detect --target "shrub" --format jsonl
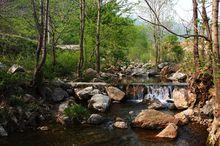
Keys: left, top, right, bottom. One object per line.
{"left": 7, "top": 95, "right": 25, "bottom": 107}
{"left": 0, "top": 70, "right": 27, "bottom": 92}
{"left": 64, "top": 104, "right": 89, "bottom": 122}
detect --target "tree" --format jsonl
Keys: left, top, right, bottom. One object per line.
{"left": 77, "top": 0, "right": 86, "bottom": 79}
{"left": 31, "top": 0, "right": 50, "bottom": 87}
{"left": 95, "top": 0, "right": 101, "bottom": 73}
{"left": 209, "top": 0, "right": 220, "bottom": 144}
{"left": 192, "top": 0, "right": 200, "bottom": 70}
{"left": 141, "top": 0, "right": 174, "bottom": 65}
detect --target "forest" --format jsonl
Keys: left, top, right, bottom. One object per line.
{"left": 0, "top": 0, "right": 219, "bottom": 146}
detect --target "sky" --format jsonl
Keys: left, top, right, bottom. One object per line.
{"left": 128, "top": 0, "right": 193, "bottom": 22}
{"left": 173, "top": 0, "right": 193, "bottom": 22}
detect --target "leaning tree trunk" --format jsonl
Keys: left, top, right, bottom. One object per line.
{"left": 192, "top": 0, "right": 200, "bottom": 71}
{"left": 77, "top": 0, "right": 85, "bottom": 79}
{"left": 201, "top": 0, "right": 213, "bottom": 64}
{"left": 209, "top": 0, "right": 220, "bottom": 145}
{"left": 95, "top": 0, "right": 101, "bottom": 73}
{"left": 32, "top": 0, "right": 49, "bottom": 87}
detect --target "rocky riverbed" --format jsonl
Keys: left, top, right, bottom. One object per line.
{"left": 0, "top": 62, "right": 214, "bottom": 145}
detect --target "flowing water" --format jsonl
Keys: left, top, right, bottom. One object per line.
{"left": 0, "top": 102, "right": 208, "bottom": 146}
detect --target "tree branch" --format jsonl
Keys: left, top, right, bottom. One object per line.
{"left": 139, "top": 16, "right": 210, "bottom": 41}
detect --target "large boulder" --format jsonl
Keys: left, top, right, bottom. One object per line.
{"left": 87, "top": 114, "right": 104, "bottom": 125}
{"left": 52, "top": 88, "right": 69, "bottom": 102}
{"left": 106, "top": 86, "right": 125, "bottom": 101}
{"left": 156, "top": 123, "right": 178, "bottom": 139}
{"left": 88, "top": 94, "right": 110, "bottom": 112}
{"left": 8, "top": 64, "right": 25, "bottom": 74}
{"left": 173, "top": 88, "right": 189, "bottom": 109}
{"left": 75, "top": 87, "right": 94, "bottom": 100}
{"left": 76, "top": 87, "right": 101, "bottom": 101}
{"left": 132, "top": 109, "right": 177, "bottom": 129}
{"left": 0, "top": 126, "right": 8, "bottom": 137}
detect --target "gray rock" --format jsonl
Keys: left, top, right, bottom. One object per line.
{"left": 76, "top": 87, "right": 101, "bottom": 100}
{"left": 168, "top": 72, "right": 187, "bottom": 82}
{"left": 131, "top": 68, "right": 146, "bottom": 77}
{"left": 85, "top": 68, "right": 97, "bottom": 78}
{"left": 76, "top": 87, "right": 93, "bottom": 100}
{"left": 100, "top": 72, "right": 117, "bottom": 78}
{"left": 0, "top": 126, "right": 8, "bottom": 137}
{"left": 51, "top": 79, "right": 71, "bottom": 89}
{"left": 58, "top": 101, "right": 69, "bottom": 113}
{"left": 8, "top": 64, "right": 25, "bottom": 74}
{"left": 148, "top": 69, "right": 159, "bottom": 77}
{"left": 87, "top": 114, "right": 104, "bottom": 125}
{"left": 52, "top": 88, "right": 69, "bottom": 102}
{"left": 158, "top": 62, "right": 169, "bottom": 70}
{"left": 88, "top": 94, "right": 110, "bottom": 112}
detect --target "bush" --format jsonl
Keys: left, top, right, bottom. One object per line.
{"left": 7, "top": 95, "right": 25, "bottom": 107}
{"left": 0, "top": 33, "right": 37, "bottom": 55}
{"left": 64, "top": 104, "right": 89, "bottom": 122}
{"left": 161, "top": 35, "right": 184, "bottom": 62}
{"left": 44, "top": 50, "right": 79, "bottom": 80}
{"left": 0, "top": 70, "right": 27, "bottom": 92}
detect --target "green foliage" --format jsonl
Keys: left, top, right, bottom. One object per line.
{"left": 0, "top": 33, "right": 37, "bottom": 55}
{"left": 64, "top": 104, "right": 89, "bottom": 121}
{"left": 44, "top": 50, "right": 79, "bottom": 80}
{"left": 128, "top": 25, "right": 152, "bottom": 62}
{"left": 7, "top": 95, "right": 25, "bottom": 107}
{"left": 161, "top": 35, "right": 184, "bottom": 62}
{"left": 0, "top": 70, "right": 27, "bottom": 92}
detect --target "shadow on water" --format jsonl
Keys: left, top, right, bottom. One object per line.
{"left": 0, "top": 103, "right": 208, "bottom": 146}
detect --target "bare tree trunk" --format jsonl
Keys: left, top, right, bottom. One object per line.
{"left": 209, "top": 0, "right": 220, "bottom": 145}
{"left": 77, "top": 0, "right": 85, "bottom": 79}
{"left": 32, "top": 0, "right": 49, "bottom": 87}
{"left": 192, "top": 0, "right": 200, "bottom": 71}
{"left": 52, "top": 33, "right": 56, "bottom": 66}
{"left": 201, "top": 0, "right": 213, "bottom": 64}
{"left": 95, "top": 0, "right": 101, "bottom": 73}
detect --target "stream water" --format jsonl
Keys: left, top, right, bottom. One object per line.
{"left": 0, "top": 102, "right": 208, "bottom": 146}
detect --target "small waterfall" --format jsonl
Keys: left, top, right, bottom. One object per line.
{"left": 126, "top": 85, "right": 145, "bottom": 103}
{"left": 144, "top": 85, "right": 173, "bottom": 104}
{"left": 125, "top": 84, "right": 174, "bottom": 103}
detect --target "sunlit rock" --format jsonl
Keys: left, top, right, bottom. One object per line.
{"left": 156, "top": 123, "right": 178, "bottom": 139}
{"left": 132, "top": 109, "right": 177, "bottom": 129}
{"left": 106, "top": 86, "right": 125, "bottom": 101}
{"left": 8, "top": 64, "right": 25, "bottom": 74}
{"left": 173, "top": 88, "right": 188, "bottom": 109}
